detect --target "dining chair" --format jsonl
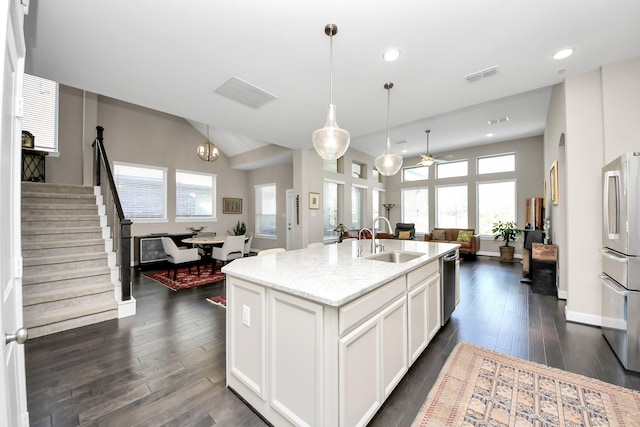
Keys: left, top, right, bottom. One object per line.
{"left": 161, "top": 237, "right": 201, "bottom": 280}
{"left": 257, "top": 248, "right": 286, "bottom": 256}
{"left": 243, "top": 232, "right": 254, "bottom": 256}
{"left": 211, "top": 235, "right": 245, "bottom": 273}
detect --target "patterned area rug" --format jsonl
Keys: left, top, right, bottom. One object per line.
{"left": 206, "top": 295, "right": 226, "bottom": 308}
{"left": 412, "top": 342, "right": 640, "bottom": 426}
{"left": 144, "top": 266, "right": 225, "bottom": 291}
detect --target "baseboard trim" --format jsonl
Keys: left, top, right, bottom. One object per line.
{"left": 557, "top": 289, "right": 568, "bottom": 300}
{"left": 565, "top": 306, "right": 601, "bottom": 327}
{"left": 477, "top": 251, "right": 523, "bottom": 259}
{"left": 118, "top": 296, "right": 136, "bottom": 318}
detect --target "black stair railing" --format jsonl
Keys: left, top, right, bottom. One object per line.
{"left": 92, "top": 126, "right": 132, "bottom": 301}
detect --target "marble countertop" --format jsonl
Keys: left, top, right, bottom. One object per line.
{"left": 222, "top": 240, "right": 459, "bottom": 307}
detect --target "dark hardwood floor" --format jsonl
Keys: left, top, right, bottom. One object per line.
{"left": 25, "top": 257, "right": 640, "bottom": 426}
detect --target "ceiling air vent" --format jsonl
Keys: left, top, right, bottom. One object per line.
{"left": 214, "top": 76, "right": 277, "bottom": 109}
{"left": 487, "top": 116, "right": 510, "bottom": 125}
{"left": 464, "top": 65, "right": 500, "bottom": 83}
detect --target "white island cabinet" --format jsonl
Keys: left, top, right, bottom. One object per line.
{"left": 222, "top": 240, "right": 459, "bottom": 427}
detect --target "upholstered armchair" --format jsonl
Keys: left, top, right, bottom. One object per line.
{"left": 211, "top": 235, "right": 245, "bottom": 272}
{"left": 161, "top": 237, "right": 201, "bottom": 280}
{"left": 394, "top": 223, "right": 416, "bottom": 240}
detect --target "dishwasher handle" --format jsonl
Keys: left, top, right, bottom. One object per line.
{"left": 443, "top": 252, "right": 458, "bottom": 262}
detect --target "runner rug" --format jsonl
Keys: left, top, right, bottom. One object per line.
{"left": 412, "top": 342, "right": 640, "bottom": 426}
{"left": 144, "top": 266, "right": 225, "bottom": 291}
{"left": 206, "top": 295, "right": 226, "bottom": 308}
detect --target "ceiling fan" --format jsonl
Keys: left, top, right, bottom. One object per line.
{"left": 417, "top": 129, "right": 447, "bottom": 166}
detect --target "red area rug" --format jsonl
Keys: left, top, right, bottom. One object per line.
{"left": 144, "top": 266, "right": 225, "bottom": 291}
{"left": 206, "top": 295, "right": 226, "bottom": 308}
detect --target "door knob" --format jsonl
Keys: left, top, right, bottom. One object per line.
{"left": 5, "top": 328, "right": 28, "bottom": 345}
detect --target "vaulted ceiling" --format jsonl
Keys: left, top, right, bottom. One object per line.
{"left": 23, "top": 1, "right": 640, "bottom": 167}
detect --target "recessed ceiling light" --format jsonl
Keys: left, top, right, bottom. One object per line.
{"left": 401, "top": 149, "right": 408, "bottom": 153}
{"left": 383, "top": 49, "right": 400, "bottom": 62}
{"left": 486, "top": 133, "right": 494, "bottom": 137}
{"left": 553, "top": 48, "right": 574, "bottom": 60}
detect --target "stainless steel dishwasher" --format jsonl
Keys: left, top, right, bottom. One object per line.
{"left": 441, "top": 250, "right": 459, "bottom": 325}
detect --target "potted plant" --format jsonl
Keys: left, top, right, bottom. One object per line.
{"left": 231, "top": 220, "right": 246, "bottom": 236}
{"left": 492, "top": 220, "right": 522, "bottom": 261}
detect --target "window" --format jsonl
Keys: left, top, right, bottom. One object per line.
{"left": 324, "top": 180, "right": 343, "bottom": 238}
{"left": 436, "top": 185, "right": 468, "bottom": 228}
{"left": 403, "top": 165, "right": 429, "bottom": 182}
{"left": 477, "top": 180, "right": 516, "bottom": 235}
{"left": 351, "top": 185, "right": 366, "bottom": 229}
{"left": 437, "top": 160, "right": 468, "bottom": 179}
{"left": 352, "top": 161, "right": 366, "bottom": 179}
{"left": 176, "top": 170, "right": 216, "bottom": 220}
{"left": 372, "top": 189, "right": 381, "bottom": 222}
{"left": 372, "top": 168, "right": 382, "bottom": 183}
{"left": 401, "top": 187, "right": 428, "bottom": 233}
{"left": 478, "top": 154, "right": 515, "bottom": 174}
{"left": 114, "top": 162, "right": 167, "bottom": 220}
{"left": 255, "top": 184, "right": 277, "bottom": 237}
{"left": 324, "top": 158, "right": 343, "bottom": 173}
{"left": 22, "top": 73, "right": 59, "bottom": 152}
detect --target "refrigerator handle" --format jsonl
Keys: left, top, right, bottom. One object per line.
{"left": 603, "top": 170, "right": 620, "bottom": 239}
{"left": 600, "top": 274, "right": 627, "bottom": 297}
{"left": 600, "top": 248, "right": 628, "bottom": 263}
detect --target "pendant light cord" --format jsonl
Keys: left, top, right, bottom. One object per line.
{"left": 329, "top": 32, "right": 334, "bottom": 105}
{"left": 386, "top": 85, "right": 391, "bottom": 153}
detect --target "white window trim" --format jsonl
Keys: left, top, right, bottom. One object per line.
{"left": 434, "top": 183, "right": 469, "bottom": 228}
{"left": 476, "top": 178, "right": 517, "bottom": 237}
{"left": 436, "top": 159, "right": 469, "bottom": 179}
{"left": 114, "top": 161, "right": 168, "bottom": 223}
{"left": 402, "top": 165, "right": 430, "bottom": 182}
{"left": 255, "top": 183, "right": 277, "bottom": 239}
{"left": 477, "top": 152, "right": 516, "bottom": 175}
{"left": 175, "top": 169, "right": 218, "bottom": 222}
{"left": 401, "top": 186, "right": 429, "bottom": 233}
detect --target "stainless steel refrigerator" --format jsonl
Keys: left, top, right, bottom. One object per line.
{"left": 601, "top": 152, "right": 640, "bottom": 372}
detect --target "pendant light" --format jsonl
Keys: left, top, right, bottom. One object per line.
{"left": 197, "top": 125, "right": 220, "bottom": 162}
{"left": 312, "top": 23, "right": 350, "bottom": 160}
{"left": 374, "top": 82, "right": 403, "bottom": 176}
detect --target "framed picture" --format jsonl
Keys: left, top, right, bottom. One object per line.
{"left": 21, "top": 131, "right": 34, "bottom": 149}
{"left": 223, "top": 197, "right": 242, "bottom": 214}
{"left": 550, "top": 161, "right": 559, "bottom": 205}
{"left": 309, "top": 192, "right": 320, "bottom": 210}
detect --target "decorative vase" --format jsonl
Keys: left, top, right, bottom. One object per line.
{"left": 499, "top": 245, "right": 515, "bottom": 261}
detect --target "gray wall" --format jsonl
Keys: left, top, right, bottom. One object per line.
{"left": 545, "top": 55, "right": 640, "bottom": 325}
{"left": 48, "top": 86, "right": 250, "bottom": 242}
{"left": 247, "top": 163, "right": 294, "bottom": 250}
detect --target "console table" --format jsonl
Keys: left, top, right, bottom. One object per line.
{"left": 21, "top": 148, "right": 48, "bottom": 182}
{"left": 134, "top": 233, "right": 194, "bottom": 270}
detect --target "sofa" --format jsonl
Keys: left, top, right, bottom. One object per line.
{"left": 423, "top": 228, "right": 479, "bottom": 255}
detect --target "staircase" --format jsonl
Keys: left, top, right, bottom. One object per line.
{"left": 21, "top": 182, "right": 119, "bottom": 339}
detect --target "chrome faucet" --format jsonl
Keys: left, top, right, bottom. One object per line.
{"left": 372, "top": 216, "right": 393, "bottom": 253}
{"left": 358, "top": 228, "right": 372, "bottom": 257}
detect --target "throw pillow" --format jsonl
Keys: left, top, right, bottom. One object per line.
{"left": 398, "top": 230, "right": 411, "bottom": 239}
{"left": 457, "top": 230, "right": 473, "bottom": 243}
{"left": 432, "top": 229, "right": 446, "bottom": 240}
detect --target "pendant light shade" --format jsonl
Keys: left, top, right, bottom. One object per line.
{"left": 197, "top": 125, "right": 220, "bottom": 162}
{"left": 375, "top": 82, "right": 403, "bottom": 176}
{"left": 312, "top": 23, "right": 350, "bottom": 161}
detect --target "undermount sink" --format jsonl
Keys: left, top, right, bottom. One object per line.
{"left": 367, "top": 251, "right": 423, "bottom": 264}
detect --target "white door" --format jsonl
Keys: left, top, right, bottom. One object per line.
{"left": 0, "top": 1, "right": 29, "bottom": 426}
{"left": 285, "top": 189, "right": 295, "bottom": 251}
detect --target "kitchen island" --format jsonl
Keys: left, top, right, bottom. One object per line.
{"left": 222, "top": 239, "right": 459, "bottom": 427}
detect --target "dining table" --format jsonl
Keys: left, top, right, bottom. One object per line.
{"left": 182, "top": 235, "right": 248, "bottom": 273}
